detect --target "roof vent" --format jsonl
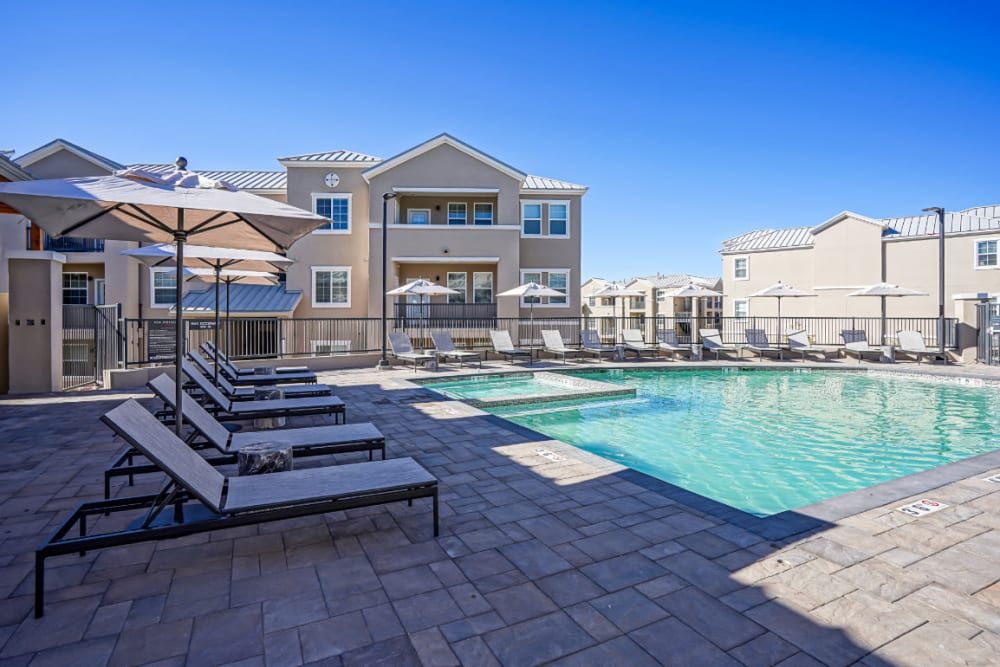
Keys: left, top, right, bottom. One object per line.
{"left": 175, "top": 156, "right": 188, "bottom": 171}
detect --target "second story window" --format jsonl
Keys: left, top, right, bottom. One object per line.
{"left": 312, "top": 267, "right": 350, "bottom": 308}
{"left": 549, "top": 204, "right": 568, "bottom": 236}
{"left": 656, "top": 289, "right": 667, "bottom": 302}
{"left": 734, "top": 256, "right": 749, "bottom": 280}
{"left": 313, "top": 194, "right": 351, "bottom": 233}
{"left": 522, "top": 203, "right": 542, "bottom": 235}
{"left": 548, "top": 272, "right": 568, "bottom": 305}
{"left": 976, "top": 240, "right": 998, "bottom": 267}
{"left": 62, "top": 272, "right": 88, "bottom": 305}
{"left": 474, "top": 203, "right": 493, "bottom": 225}
{"left": 151, "top": 269, "right": 176, "bottom": 308}
{"left": 448, "top": 203, "right": 467, "bottom": 225}
{"left": 447, "top": 272, "right": 467, "bottom": 303}
{"left": 734, "top": 299, "right": 749, "bottom": 318}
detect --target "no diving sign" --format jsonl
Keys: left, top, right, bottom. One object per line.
{"left": 897, "top": 499, "right": 948, "bottom": 517}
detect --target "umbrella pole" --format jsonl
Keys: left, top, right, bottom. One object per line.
{"left": 881, "top": 295, "right": 887, "bottom": 346}
{"left": 173, "top": 221, "right": 185, "bottom": 437}
{"left": 226, "top": 280, "right": 232, "bottom": 356}
{"left": 214, "top": 266, "right": 221, "bottom": 387}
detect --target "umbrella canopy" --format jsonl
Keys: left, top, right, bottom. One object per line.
{"left": 669, "top": 281, "right": 723, "bottom": 298}
{"left": 173, "top": 267, "right": 279, "bottom": 285}
{"left": 749, "top": 281, "right": 816, "bottom": 324}
{"left": 386, "top": 278, "right": 459, "bottom": 296}
{"left": 0, "top": 167, "right": 327, "bottom": 436}
{"left": 121, "top": 243, "right": 292, "bottom": 273}
{"left": 848, "top": 282, "right": 927, "bottom": 344}
{"left": 592, "top": 284, "right": 645, "bottom": 298}
{"left": 496, "top": 281, "right": 565, "bottom": 299}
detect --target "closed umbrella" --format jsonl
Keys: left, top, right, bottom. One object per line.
{"left": 592, "top": 283, "right": 645, "bottom": 342}
{"left": 0, "top": 165, "right": 327, "bottom": 435}
{"left": 749, "top": 281, "right": 816, "bottom": 335}
{"left": 669, "top": 282, "right": 723, "bottom": 343}
{"left": 847, "top": 282, "right": 927, "bottom": 345}
{"left": 386, "top": 279, "right": 459, "bottom": 347}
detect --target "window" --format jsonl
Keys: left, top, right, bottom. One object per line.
{"left": 474, "top": 203, "right": 493, "bottom": 225}
{"left": 62, "top": 272, "right": 88, "bottom": 305}
{"left": 151, "top": 269, "right": 176, "bottom": 308}
{"left": 656, "top": 289, "right": 668, "bottom": 303}
{"left": 522, "top": 203, "right": 542, "bottom": 235}
{"left": 976, "top": 240, "right": 998, "bottom": 267}
{"left": 588, "top": 297, "right": 596, "bottom": 306}
{"left": 521, "top": 271, "right": 542, "bottom": 304}
{"left": 601, "top": 298, "right": 613, "bottom": 307}
{"left": 407, "top": 209, "right": 431, "bottom": 225}
{"left": 313, "top": 194, "right": 351, "bottom": 233}
{"left": 312, "top": 267, "right": 350, "bottom": 308}
{"left": 632, "top": 296, "right": 646, "bottom": 310}
{"left": 447, "top": 272, "right": 467, "bottom": 304}
{"left": 734, "top": 257, "right": 749, "bottom": 280}
{"left": 448, "top": 203, "right": 467, "bottom": 225}
{"left": 548, "top": 204, "right": 568, "bottom": 236}
{"left": 473, "top": 272, "right": 493, "bottom": 304}
{"left": 548, "top": 272, "right": 568, "bottom": 305}
{"left": 734, "top": 299, "right": 749, "bottom": 319}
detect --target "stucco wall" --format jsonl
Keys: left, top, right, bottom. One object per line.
{"left": 21, "top": 151, "right": 113, "bottom": 178}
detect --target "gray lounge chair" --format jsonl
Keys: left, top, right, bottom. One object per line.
{"left": 181, "top": 360, "right": 346, "bottom": 423}
{"left": 188, "top": 350, "right": 332, "bottom": 399}
{"left": 896, "top": 330, "right": 950, "bottom": 364}
{"left": 199, "top": 346, "right": 318, "bottom": 386}
{"left": 489, "top": 330, "right": 532, "bottom": 364}
{"left": 785, "top": 329, "right": 826, "bottom": 361}
{"left": 202, "top": 340, "right": 309, "bottom": 374}
{"left": 655, "top": 329, "right": 691, "bottom": 359}
{"left": 580, "top": 329, "right": 617, "bottom": 361}
{"left": 745, "top": 329, "right": 785, "bottom": 361}
{"left": 541, "top": 330, "right": 585, "bottom": 364}
{"left": 106, "top": 374, "right": 386, "bottom": 498}
{"left": 699, "top": 329, "right": 740, "bottom": 360}
{"left": 840, "top": 330, "right": 883, "bottom": 363}
{"left": 388, "top": 332, "right": 435, "bottom": 370}
{"left": 430, "top": 331, "right": 482, "bottom": 368}
{"left": 33, "top": 399, "right": 438, "bottom": 617}
{"left": 621, "top": 329, "right": 659, "bottom": 358}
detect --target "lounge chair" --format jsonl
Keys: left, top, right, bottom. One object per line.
{"left": 198, "top": 345, "right": 318, "bottom": 386}
{"left": 34, "top": 399, "right": 438, "bottom": 617}
{"left": 541, "top": 330, "right": 586, "bottom": 364}
{"left": 203, "top": 340, "right": 309, "bottom": 374}
{"left": 744, "top": 329, "right": 785, "bottom": 361}
{"left": 181, "top": 360, "right": 346, "bottom": 423}
{"left": 621, "top": 329, "right": 659, "bottom": 358}
{"left": 655, "top": 329, "right": 691, "bottom": 359}
{"left": 430, "top": 331, "right": 482, "bottom": 368}
{"left": 189, "top": 350, "right": 332, "bottom": 399}
{"left": 699, "top": 329, "right": 740, "bottom": 360}
{"left": 488, "top": 330, "right": 532, "bottom": 365}
{"left": 785, "top": 330, "right": 826, "bottom": 361}
{"left": 388, "top": 332, "right": 435, "bottom": 370}
{"left": 840, "top": 330, "right": 883, "bottom": 363}
{"left": 580, "top": 329, "right": 617, "bottom": 361}
{"left": 896, "top": 330, "right": 950, "bottom": 364}
{"left": 106, "top": 374, "right": 386, "bottom": 498}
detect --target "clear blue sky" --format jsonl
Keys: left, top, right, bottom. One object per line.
{"left": 5, "top": 1, "right": 998, "bottom": 281}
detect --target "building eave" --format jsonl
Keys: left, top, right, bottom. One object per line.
{"left": 15, "top": 138, "right": 124, "bottom": 173}
{"left": 362, "top": 133, "right": 527, "bottom": 183}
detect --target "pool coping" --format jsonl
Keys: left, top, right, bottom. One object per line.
{"left": 411, "top": 363, "right": 1000, "bottom": 541}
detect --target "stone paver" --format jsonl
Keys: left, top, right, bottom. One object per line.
{"left": 0, "top": 360, "right": 999, "bottom": 664}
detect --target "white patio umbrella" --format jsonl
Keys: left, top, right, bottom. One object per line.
{"left": 592, "top": 283, "right": 645, "bottom": 342}
{"left": 749, "top": 281, "right": 816, "bottom": 334}
{"left": 497, "top": 281, "right": 566, "bottom": 346}
{"left": 848, "top": 282, "right": 927, "bottom": 345}
{"left": 669, "top": 282, "right": 724, "bottom": 343}
{"left": 0, "top": 166, "right": 327, "bottom": 435}
{"left": 386, "top": 279, "right": 460, "bottom": 346}
{"left": 122, "top": 243, "right": 292, "bottom": 385}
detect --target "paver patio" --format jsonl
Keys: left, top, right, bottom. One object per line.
{"left": 0, "top": 356, "right": 998, "bottom": 665}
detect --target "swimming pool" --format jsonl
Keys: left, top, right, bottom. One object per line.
{"left": 425, "top": 369, "right": 1000, "bottom": 516}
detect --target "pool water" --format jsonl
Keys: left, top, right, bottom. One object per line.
{"left": 473, "top": 370, "right": 1000, "bottom": 516}
{"left": 426, "top": 375, "right": 571, "bottom": 400}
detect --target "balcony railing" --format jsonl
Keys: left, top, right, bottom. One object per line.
{"left": 43, "top": 236, "right": 105, "bottom": 253}
{"left": 393, "top": 302, "right": 497, "bottom": 325}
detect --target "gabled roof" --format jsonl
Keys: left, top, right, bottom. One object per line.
{"left": 15, "top": 138, "right": 124, "bottom": 172}
{"left": 721, "top": 227, "right": 815, "bottom": 253}
{"left": 362, "top": 133, "right": 526, "bottom": 183}
{"left": 277, "top": 150, "right": 382, "bottom": 166}
{"left": 880, "top": 212, "right": 1000, "bottom": 239}
{"left": 179, "top": 284, "right": 302, "bottom": 314}
{"left": 810, "top": 210, "right": 883, "bottom": 234}
{"left": 522, "top": 175, "right": 588, "bottom": 193}
{"left": 631, "top": 274, "right": 721, "bottom": 289}
{"left": 129, "top": 164, "right": 286, "bottom": 191}
{"left": 0, "top": 153, "right": 33, "bottom": 182}
{"left": 957, "top": 204, "right": 1000, "bottom": 219}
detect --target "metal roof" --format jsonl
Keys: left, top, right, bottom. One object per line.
{"left": 179, "top": 284, "right": 302, "bottom": 314}
{"left": 880, "top": 212, "right": 1000, "bottom": 239}
{"left": 129, "top": 164, "right": 286, "bottom": 191}
{"left": 278, "top": 150, "right": 382, "bottom": 163}
{"left": 15, "top": 138, "right": 125, "bottom": 172}
{"left": 637, "top": 274, "right": 721, "bottom": 289}
{"left": 721, "top": 227, "right": 815, "bottom": 253}
{"left": 522, "top": 175, "right": 587, "bottom": 191}
{"left": 959, "top": 204, "right": 1000, "bottom": 218}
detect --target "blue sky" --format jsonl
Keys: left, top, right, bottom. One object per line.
{"left": 5, "top": 1, "right": 998, "bottom": 280}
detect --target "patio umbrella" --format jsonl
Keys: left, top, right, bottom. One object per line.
{"left": 749, "top": 281, "right": 816, "bottom": 334}
{"left": 847, "top": 282, "right": 927, "bottom": 345}
{"left": 386, "top": 279, "right": 459, "bottom": 347}
{"left": 592, "top": 283, "right": 645, "bottom": 342}
{"left": 122, "top": 243, "right": 292, "bottom": 385}
{"left": 669, "top": 282, "right": 724, "bottom": 343}
{"left": 497, "top": 281, "right": 566, "bottom": 346}
{"left": 0, "top": 166, "right": 327, "bottom": 435}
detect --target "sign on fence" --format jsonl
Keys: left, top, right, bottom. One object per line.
{"left": 187, "top": 320, "right": 217, "bottom": 330}
{"left": 147, "top": 319, "right": 176, "bottom": 362}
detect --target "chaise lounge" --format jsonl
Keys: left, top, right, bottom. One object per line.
{"left": 203, "top": 340, "right": 309, "bottom": 375}
{"left": 622, "top": 329, "right": 659, "bottom": 358}
{"left": 189, "top": 350, "right": 332, "bottom": 399}
{"left": 580, "top": 329, "right": 618, "bottom": 361}
{"left": 430, "top": 331, "right": 482, "bottom": 368}
{"left": 785, "top": 329, "right": 826, "bottom": 361}
{"left": 896, "top": 330, "right": 950, "bottom": 364}
{"left": 541, "top": 330, "right": 586, "bottom": 364}
{"left": 488, "top": 330, "right": 532, "bottom": 365}
{"left": 745, "top": 329, "right": 785, "bottom": 361}
{"left": 388, "top": 332, "right": 435, "bottom": 371}
{"left": 840, "top": 329, "right": 883, "bottom": 363}
{"left": 699, "top": 329, "right": 740, "bottom": 360}
{"left": 656, "top": 329, "right": 691, "bottom": 360}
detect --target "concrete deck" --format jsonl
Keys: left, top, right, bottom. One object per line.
{"left": 0, "top": 355, "right": 998, "bottom": 666}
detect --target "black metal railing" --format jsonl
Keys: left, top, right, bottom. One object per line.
{"left": 62, "top": 304, "right": 124, "bottom": 389}
{"left": 44, "top": 236, "right": 105, "bottom": 253}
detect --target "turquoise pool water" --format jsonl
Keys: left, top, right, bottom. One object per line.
{"left": 430, "top": 370, "right": 1000, "bottom": 516}
{"left": 427, "top": 375, "right": 570, "bottom": 400}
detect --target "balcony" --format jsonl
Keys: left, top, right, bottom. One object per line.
{"left": 43, "top": 236, "right": 105, "bottom": 253}
{"left": 393, "top": 302, "right": 497, "bottom": 327}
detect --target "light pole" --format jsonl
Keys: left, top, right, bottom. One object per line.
{"left": 378, "top": 192, "right": 397, "bottom": 369}
{"left": 923, "top": 206, "right": 946, "bottom": 352}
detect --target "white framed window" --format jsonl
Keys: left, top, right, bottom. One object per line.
{"left": 447, "top": 272, "right": 467, "bottom": 304}
{"left": 521, "top": 271, "right": 542, "bottom": 304}
{"left": 473, "top": 272, "right": 493, "bottom": 304}
{"left": 474, "top": 203, "right": 493, "bottom": 225}
{"left": 520, "top": 269, "right": 570, "bottom": 307}
{"left": 311, "top": 266, "right": 351, "bottom": 308}
{"left": 734, "top": 299, "right": 749, "bottom": 319}
{"left": 548, "top": 271, "right": 568, "bottom": 305}
{"left": 588, "top": 297, "right": 596, "bottom": 306}
{"left": 312, "top": 193, "right": 352, "bottom": 233}
{"left": 601, "top": 297, "right": 613, "bottom": 307}
{"left": 150, "top": 268, "right": 176, "bottom": 308}
{"left": 976, "top": 239, "right": 998, "bottom": 268}
{"left": 656, "top": 289, "right": 668, "bottom": 303}
{"left": 548, "top": 203, "right": 568, "bottom": 236}
{"left": 62, "top": 272, "right": 88, "bottom": 305}
{"left": 448, "top": 202, "right": 467, "bottom": 225}
{"left": 407, "top": 208, "right": 431, "bottom": 225}
{"left": 311, "top": 340, "right": 351, "bottom": 356}
{"left": 734, "top": 256, "right": 749, "bottom": 280}
{"left": 521, "top": 203, "right": 542, "bottom": 235}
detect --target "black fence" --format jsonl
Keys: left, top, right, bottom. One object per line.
{"left": 977, "top": 302, "right": 1000, "bottom": 364}
{"left": 62, "top": 304, "right": 124, "bottom": 389}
